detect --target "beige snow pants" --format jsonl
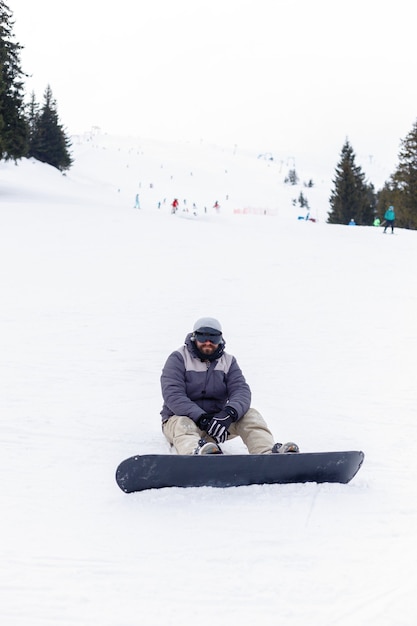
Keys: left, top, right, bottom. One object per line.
{"left": 162, "top": 408, "right": 275, "bottom": 455}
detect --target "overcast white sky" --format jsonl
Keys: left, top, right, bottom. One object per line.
{"left": 11, "top": 0, "right": 417, "bottom": 175}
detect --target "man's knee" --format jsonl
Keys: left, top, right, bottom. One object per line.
{"left": 163, "top": 415, "right": 200, "bottom": 441}
{"left": 240, "top": 407, "right": 268, "bottom": 427}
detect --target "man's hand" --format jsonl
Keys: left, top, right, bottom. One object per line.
{"left": 197, "top": 414, "right": 214, "bottom": 431}
{"left": 206, "top": 407, "right": 238, "bottom": 443}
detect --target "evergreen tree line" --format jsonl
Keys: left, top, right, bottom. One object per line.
{"left": 328, "top": 120, "right": 417, "bottom": 230}
{"left": 0, "top": 1, "right": 72, "bottom": 170}
{"left": 2, "top": 1, "right": 417, "bottom": 224}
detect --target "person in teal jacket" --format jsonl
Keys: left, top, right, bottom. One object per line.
{"left": 383, "top": 206, "right": 395, "bottom": 233}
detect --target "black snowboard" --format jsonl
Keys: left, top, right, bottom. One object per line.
{"left": 115, "top": 450, "right": 364, "bottom": 493}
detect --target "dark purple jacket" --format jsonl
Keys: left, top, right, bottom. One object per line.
{"left": 160, "top": 333, "right": 251, "bottom": 423}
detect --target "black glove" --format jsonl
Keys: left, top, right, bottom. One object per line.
{"left": 206, "top": 407, "right": 238, "bottom": 443}
{"left": 197, "top": 413, "right": 214, "bottom": 431}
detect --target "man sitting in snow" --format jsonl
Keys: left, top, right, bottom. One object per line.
{"left": 160, "top": 317, "right": 299, "bottom": 455}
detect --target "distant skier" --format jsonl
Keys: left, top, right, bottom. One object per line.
{"left": 171, "top": 198, "right": 179, "bottom": 214}
{"left": 383, "top": 206, "right": 395, "bottom": 234}
{"left": 373, "top": 217, "right": 381, "bottom": 227}
{"left": 213, "top": 200, "right": 220, "bottom": 213}
{"left": 349, "top": 218, "right": 356, "bottom": 226}
{"left": 134, "top": 193, "right": 140, "bottom": 209}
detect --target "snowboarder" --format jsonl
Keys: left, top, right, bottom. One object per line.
{"left": 383, "top": 206, "right": 395, "bottom": 233}
{"left": 160, "top": 317, "right": 299, "bottom": 455}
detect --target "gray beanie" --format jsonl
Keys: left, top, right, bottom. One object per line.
{"left": 193, "top": 317, "right": 222, "bottom": 333}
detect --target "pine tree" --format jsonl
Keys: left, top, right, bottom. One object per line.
{"left": 297, "top": 191, "right": 309, "bottom": 208}
{"left": 328, "top": 140, "right": 376, "bottom": 225}
{"left": 0, "top": 0, "right": 28, "bottom": 160}
{"left": 26, "top": 90, "right": 39, "bottom": 146}
{"left": 284, "top": 168, "right": 299, "bottom": 185}
{"left": 29, "top": 85, "right": 72, "bottom": 171}
{"left": 379, "top": 119, "right": 417, "bottom": 230}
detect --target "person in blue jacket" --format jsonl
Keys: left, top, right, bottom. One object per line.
{"left": 160, "top": 316, "right": 299, "bottom": 455}
{"left": 383, "top": 206, "right": 395, "bottom": 233}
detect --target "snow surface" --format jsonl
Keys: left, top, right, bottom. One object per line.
{"left": 1, "top": 133, "right": 416, "bottom": 625}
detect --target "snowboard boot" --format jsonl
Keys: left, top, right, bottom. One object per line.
{"left": 194, "top": 438, "right": 223, "bottom": 455}
{"left": 272, "top": 442, "right": 300, "bottom": 454}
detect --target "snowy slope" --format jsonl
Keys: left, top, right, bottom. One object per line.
{"left": 1, "top": 134, "right": 416, "bottom": 626}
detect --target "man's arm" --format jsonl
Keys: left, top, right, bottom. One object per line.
{"left": 225, "top": 357, "right": 251, "bottom": 418}
{"left": 161, "top": 351, "right": 204, "bottom": 422}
